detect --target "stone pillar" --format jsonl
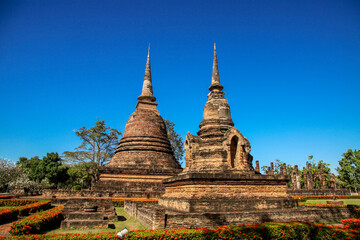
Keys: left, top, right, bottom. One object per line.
{"left": 255, "top": 160, "right": 260, "bottom": 173}
{"left": 291, "top": 170, "right": 296, "bottom": 189}
{"left": 283, "top": 163, "right": 287, "bottom": 175}
{"left": 295, "top": 165, "right": 301, "bottom": 190}
{"left": 319, "top": 165, "right": 327, "bottom": 189}
{"left": 303, "top": 167, "right": 308, "bottom": 189}
{"left": 280, "top": 165, "right": 284, "bottom": 175}
{"left": 270, "top": 162, "right": 274, "bottom": 175}
{"left": 267, "top": 167, "right": 271, "bottom": 175}
{"left": 307, "top": 163, "right": 313, "bottom": 190}
{"left": 322, "top": 172, "right": 328, "bottom": 189}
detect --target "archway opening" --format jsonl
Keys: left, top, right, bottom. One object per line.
{"left": 230, "top": 136, "right": 239, "bottom": 168}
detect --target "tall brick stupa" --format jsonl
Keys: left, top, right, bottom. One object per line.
{"left": 93, "top": 46, "right": 182, "bottom": 198}
{"left": 159, "top": 44, "right": 297, "bottom": 214}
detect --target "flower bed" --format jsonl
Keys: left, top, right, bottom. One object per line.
{"left": 298, "top": 202, "right": 348, "bottom": 208}
{"left": 0, "top": 200, "right": 51, "bottom": 224}
{"left": 293, "top": 195, "right": 360, "bottom": 202}
{"left": 5, "top": 232, "right": 118, "bottom": 239}
{"left": 342, "top": 218, "right": 360, "bottom": 231}
{"left": 0, "top": 199, "right": 39, "bottom": 207}
{"left": 4, "top": 222, "right": 357, "bottom": 239}
{"left": 112, "top": 198, "right": 158, "bottom": 207}
{"left": 122, "top": 222, "right": 356, "bottom": 240}
{"left": 0, "top": 195, "right": 15, "bottom": 199}
{"left": 10, "top": 206, "right": 64, "bottom": 236}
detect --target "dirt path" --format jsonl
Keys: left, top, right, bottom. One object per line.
{"left": 0, "top": 221, "right": 13, "bottom": 238}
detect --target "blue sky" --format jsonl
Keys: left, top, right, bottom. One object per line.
{"left": 0, "top": 0, "right": 359, "bottom": 172}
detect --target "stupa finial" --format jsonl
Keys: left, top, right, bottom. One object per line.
{"left": 138, "top": 44, "right": 156, "bottom": 102}
{"left": 209, "top": 43, "right": 223, "bottom": 92}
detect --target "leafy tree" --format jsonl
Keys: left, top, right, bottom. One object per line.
{"left": 67, "top": 162, "right": 98, "bottom": 189}
{"left": 336, "top": 149, "right": 360, "bottom": 192}
{"left": 17, "top": 156, "right": 42, "bottom": 182}
{"left": 17, "top": 153, "right": 68, "bottom": 189}
{"left": 164, "top": 119, "right": 184, "bottom": 166}
{"left": 39, "top": 152, "right": 69, "bottom": 188}
{"left": 0, "top": 158, "right": 18, "bottom": 192}
{"left": 63, "top": 120, "right": 121, "bottom": 185}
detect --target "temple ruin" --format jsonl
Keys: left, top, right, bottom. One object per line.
{"left": 124, "top": 45, "right": 354, "bottom": 229}
{"left": 92, "top": 46, "right": 182, "bottom": 198}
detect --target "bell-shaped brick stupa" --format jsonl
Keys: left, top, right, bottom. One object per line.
{"left": 93, "top": 46, "right": 182, "bottom": 198}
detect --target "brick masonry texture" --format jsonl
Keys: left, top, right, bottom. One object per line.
{"left": 92, "top": 49, "right": 182, "bottom": 198}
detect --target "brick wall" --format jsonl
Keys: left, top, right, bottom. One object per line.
{"left": 124, "top": 200, "right": 165, "bottom": 229}
{"left": 164, "top": 207, "right": 356, "bottom": 229}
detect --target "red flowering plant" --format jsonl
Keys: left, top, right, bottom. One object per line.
{"left": 0, "top": 199, "right": 39, "bottom": 207}
{"left": 298, "top": 202, "right": 348, "bottom": 208}
{"left": 293, "top": 195, "right": 360, "bottom": 202}
{"left": 0, "top": 195, "right": 15, "bottom": 199}
{"left": 342, "top": 218, "right": 360, "bottom": 231}
{"left": 121, "top": 222, "right": 357, "bottom": 240}
{"left": 9, "top": 206, "right": 64, "bottom": 236}
{"left": 4, "top": 232, "right": 118, "bottom": 239}
{"left": 262, "top": 222, "right": 311, "bottom": 239}
{"left": 306, "top": 222, "right": 356, "bottom": 240}
{"left": 3, "top": 221, "right": 359, "bottom": 240}
{"left": 0, "top": 200, "right": 50, "bottom": 224}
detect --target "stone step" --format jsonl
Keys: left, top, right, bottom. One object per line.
{"left": 60, "top": 220, "right": 108, "bottom": 229}
{"left": 66, "top": 212, "right": 106, "bottom": 220}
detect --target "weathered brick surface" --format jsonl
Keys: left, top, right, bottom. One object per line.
{"left": 159, "top": 197, "right": 297, "bottom": 213}
{"left": 164, "top": 207, "right": 355, "bottom": 229}
{"left": 91, "top": 50, "right": 182, "bottom": 198}
{"left": 124, "top": 201, "right": 165, "bottom": 229}
{"left": 60, "top": 197, "right": 115, "bottom": 229}
{"left": 155, "top": 46, "right": 303, "bottom": 227}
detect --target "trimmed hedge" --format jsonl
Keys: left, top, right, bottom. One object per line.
{"left": 293, "top": 195, "right": 360, "bottom": 202}
{"left": 122, "top": 222, "right": 358, "bottom": 240}
{"left": 298, "top": 202, "right": 348, "bottom": 208}
{"left": 0, "top": 200, "right": 51, "bottom": 224}
{"left": 342, "top": 218, "right": 360, "bottom": 231}
{"left": 4, "top": 222, "right": 358, "bottom": 240}
{"left": 5, "top": 232, "right": 117, "bottom": 239}
{"left": 0, "top": 195, "right": 15, "bottom": 199}
{"left": 0, "top": 199, "right": 39, "bottom": 207}
{"left": 10, "top": 206, "right": 64, "bottom": 236}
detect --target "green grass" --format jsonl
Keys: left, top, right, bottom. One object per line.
{"left": 0, "top": 206, "right": 14, "bottom": 209}
{"left": 45, "top": 207, "right": 148, "bottom": 234}
{"left": 305, "top": 199, "right": 360, "bottom": 205}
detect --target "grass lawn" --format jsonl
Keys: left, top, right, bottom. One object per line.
{"left": 0, "top": 206, "right": 14, "bottom": 209}
{"left": 45, "top": 207, "right": 148, "bottom": 234}
{"left": 305, "top": 199, "right": 360, "bottom": 205}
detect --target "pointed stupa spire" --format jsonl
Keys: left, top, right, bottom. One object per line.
{"left": 209, "top": 43, "right": 223, "bottom": 92}
{"left": 138, "top": 44, "right": 156, "bottom": 102}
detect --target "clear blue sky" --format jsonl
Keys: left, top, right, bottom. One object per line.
{"left": 1, "top": 0, "right": 359, "bottom": 172}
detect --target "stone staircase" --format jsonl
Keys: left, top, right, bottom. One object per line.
{"left": 60, "top": 198, "right": 116, "bottom": 229}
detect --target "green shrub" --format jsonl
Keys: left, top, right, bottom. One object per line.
{"left": 3, "top": 221, "right": 358, "bottom": 239}
{"left": 5, "top": 232, "right": 117, "bottom": 239}
{"left": 10, "top": 206, "right": 64, "bottom": 236}
{"left": 342, "top": 218, "right": 360, "bottom": 231}
{"left": 0, "top": 200, "right": 50, "bottom": 224}
{"left": 0, "top": 199, "right": 39, "bottom": 207}
{"left": 0, "top": 195, "right": 15, "bottom": 199}
{"left": 73, "top": 185, "right": 81, "bottom": 190}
